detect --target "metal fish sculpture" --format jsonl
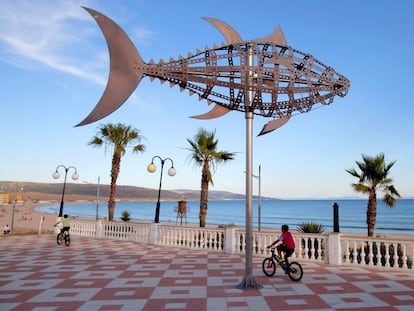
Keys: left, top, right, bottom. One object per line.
{"left": 77, "top": 7, "right": 350, "bottom": 135}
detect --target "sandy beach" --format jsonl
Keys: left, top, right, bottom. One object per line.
{"left": 0, "top": 201, "right": 90, "bottom": 235}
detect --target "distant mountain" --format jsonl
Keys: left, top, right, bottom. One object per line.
{"left": 172, "top": 189, "right": 245, "bottom": 200}
{"left": 0, "top": 181, "right": 273, "bottom": 202}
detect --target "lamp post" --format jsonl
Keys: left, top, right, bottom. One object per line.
{"left": 83, "top": 177, "right": 100, "bottom": 220}
{"left": 252, "top": 165, "right": 262, "bottom": 231}
{"left": 11, "top": 182, "right": 23, "bottom": 232}
{"left": 147, "top": 156, "right": 176, "bottom": 223}
{"left": 52, "top": 165, "right": 79, "bottom": 217}
{"left": 96, "top": 176, "right": 100, "bottom": 221}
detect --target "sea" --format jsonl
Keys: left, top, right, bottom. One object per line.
{"left": 36, "top": 199, "right": 414, "bottom": 236}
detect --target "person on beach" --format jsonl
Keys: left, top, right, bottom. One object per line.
{"left": 267, "top": 224, "right": 295, "bottom": 262}
{"left": 3, "top": 224, "right": 10, "bottom": 234}
{"left": 54, "top": 214, "right": 70, "bottom": 234}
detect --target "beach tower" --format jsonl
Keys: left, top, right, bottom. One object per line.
{"left": 175, "top": 200, "right": 189, "bottom": 226}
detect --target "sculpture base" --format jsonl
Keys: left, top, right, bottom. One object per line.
{"left": 236, "top": 275, "right": 263, "bottom": 290}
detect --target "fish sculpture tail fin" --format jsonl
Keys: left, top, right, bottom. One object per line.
{"left": 76, "top": 7, "right": 144, "bottom": 127}
{"left": 258, "top": 116, "right": 291, "bottom": 136}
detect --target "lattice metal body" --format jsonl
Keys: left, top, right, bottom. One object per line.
{"left": 77, "top": 7, "right": 350, "bottom": 135}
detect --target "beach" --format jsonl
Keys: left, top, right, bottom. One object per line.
{"left": 0, "top": 201, "right": 83, "bottom": 234}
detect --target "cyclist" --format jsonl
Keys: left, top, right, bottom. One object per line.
{"left": 54, "top": 214, "right": 71, "bottom": 234}
{"left": 267, "top": 224, "right": 295, "bottom": 263}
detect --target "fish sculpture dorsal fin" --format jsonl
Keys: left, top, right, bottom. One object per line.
{"left": 203, "top": 17, "right": 243, "bottom": 44}
{"left": 255, "top": 27, "right": 287, "bottom": 46}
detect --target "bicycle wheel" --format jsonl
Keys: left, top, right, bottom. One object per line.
{"left": 56, "top": 233, "right": 63, "bottom": 245}
{"left": 262, "top": 258, "right": 276, "bottom": 276}
{"left": 287, "top": 261, "right": 303, "bottom": 281}
{"left": 64, "top": 234, "right": 71, "bottom": 246}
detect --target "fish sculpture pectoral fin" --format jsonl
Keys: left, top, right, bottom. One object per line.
{"left": 190, "top": 104, "right": 231, "bottom": 120}
{"left": 75, "top": 7, "right": 144, "bottom": 127}
{"left": 258, "top": 116, "right": 291, "bottom": 136}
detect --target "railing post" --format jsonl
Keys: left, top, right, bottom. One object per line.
{"left": 97, "top": 220, "right": 103, "bottom": 238}
{"left": 224, "top": 227, "right": 235, "bottom": 254}
{"left": 328, "top": 232, "right": 342, "bottom": 265}
{"left": 148, "top": 223, "right": 158, "bottom": 245}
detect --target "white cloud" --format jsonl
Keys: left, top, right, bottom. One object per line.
{"left": 0, "top": 0, "right": 107, "bottom": 84}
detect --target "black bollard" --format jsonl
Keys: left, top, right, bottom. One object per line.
{"left": 333, "top": 202, "right": 339, "bottom": 232}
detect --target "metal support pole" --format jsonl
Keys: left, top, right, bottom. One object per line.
{"left": 333, "top": 202, "right": 340, "bottom": 232}
{"left": 258, "top": 165, "right": 261, "bottom": 231}
{"left": 96, "top": 176, "right": 100, "bottom": 221}
{"left": 237, "top": 43, "right": 262, "bottom": 289}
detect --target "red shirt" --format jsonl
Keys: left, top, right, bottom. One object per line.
{"left": 279, "top": 231, "right": 295, "bottom": 249}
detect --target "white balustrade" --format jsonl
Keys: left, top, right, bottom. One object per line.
{"left": 69, "top": 220, "right": 413, "bottom": 271}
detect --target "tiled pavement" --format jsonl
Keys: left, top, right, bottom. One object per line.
{"left": 0, "top": 235, "right": 413, "bottom": 311}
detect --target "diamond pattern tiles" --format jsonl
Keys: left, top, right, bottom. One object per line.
{"left": 0, "top": 235, "right": 413, "bottom": 310}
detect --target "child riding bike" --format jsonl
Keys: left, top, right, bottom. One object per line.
{"left": 267, "top": 224, "right": 295, "bottom": 263}
{"left": 54, "top": 214, "right": 71, "bottom": 246}
{"left": 54, "top": 214, "right": 71, "bottom": 235}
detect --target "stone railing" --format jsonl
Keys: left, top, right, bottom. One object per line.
{"left": 70, "top": 220, "right": 414, "bottom": 270}
{"left": 339, "top": 235, "right": 413, "bottom": 269}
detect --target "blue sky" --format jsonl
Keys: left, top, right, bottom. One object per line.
{"left": 1, "top": 0, "right": 413, "bottom": 199}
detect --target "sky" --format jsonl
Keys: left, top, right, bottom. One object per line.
{"left": 1, "top": 0, "right": 413, "bottom": 199}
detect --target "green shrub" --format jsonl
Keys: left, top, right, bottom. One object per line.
{"left": 120, "top": 210, "right": 131, "bottom": 222}
{"left": 297, "top": 222, "right": 325, "bottom": 233}
{"left": 218, "top": 223, "right": 236, "bottom": 229}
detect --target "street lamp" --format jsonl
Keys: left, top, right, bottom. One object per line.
{"left": 252, "top": 165, "right": 262, "bottom": 231}
{"left": 147, "top": 156, "right": 176, "bottom": 223}
{"left": 11, "top": 183, "right": 23, "bottom": 232}
{"left": 52, "top": 165, "right": 79, "bottom": 217}
{"left": 83, "top": 177, "right": 100, "bottom": 220}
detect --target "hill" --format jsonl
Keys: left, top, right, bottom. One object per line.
{"left": 0, "top": 181, "right": 260, "bottom": 202}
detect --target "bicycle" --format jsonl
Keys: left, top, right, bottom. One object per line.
{"left": 262, "top": 247, "right": 303, "bottom": 281}
{"left": 56, "top": 229, "right": 71, "bottom": 246}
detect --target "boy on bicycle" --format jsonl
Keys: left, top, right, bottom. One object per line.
{"left": 54, "top": 214, "right": 71, "bottom": 234}
{"left": 267, "top": 224, "right": 295, "bottom": 263}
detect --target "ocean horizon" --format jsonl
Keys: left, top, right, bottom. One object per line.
{"left": 36, "top": 199, "right": 414, "bottom": 236}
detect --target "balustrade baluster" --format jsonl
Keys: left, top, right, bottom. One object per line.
{"left": 392, "top": 244, "right": 399, "bottom": 269}
{"left": 384, "top": 243, "right": 390, "bottom": 267}
{"left": 360, "top": 242, "right": 366, "bottom": 264}
{"left": 309, "top": 238, "right": 315, "bottom": 260}
{"left": 344, "top": 241, "right": 350, "bottom": 264}
{"left": 401, "top": 244, "right": 407, "bottom": 269}
{"left": 352, "top": 241, "right": 358, "bottom": 265}
{"left": 367, "top": 241, "right": 374, "bottom": 266}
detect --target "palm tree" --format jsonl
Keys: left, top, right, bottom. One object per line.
{"left": 346, "top": 153, "right": 400, "bottom": 237}
{"left": 186, "top": 128, "right": 235, "bottom": 227}
{"left": 89, "top": 123, "right": 145, "bottom": 221}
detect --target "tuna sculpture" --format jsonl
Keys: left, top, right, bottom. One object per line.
{"left": 77, "top": 7, "right": 350, "bottom": 135}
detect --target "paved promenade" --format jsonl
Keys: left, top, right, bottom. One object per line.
{"left": 0, "top": 235, "right": 413, "bottom": 310}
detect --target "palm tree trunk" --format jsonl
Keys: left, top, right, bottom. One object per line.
{"left": 108, "top": 152, "right": 121, "bottom": 221}
{"left": 366, "top": 191, "right": 377, "bottom": 237}
{"left": 199, "top": 161, "right": 209, "bottom": 227}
